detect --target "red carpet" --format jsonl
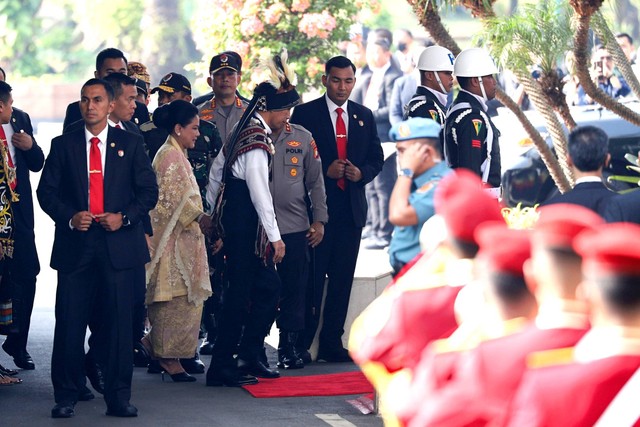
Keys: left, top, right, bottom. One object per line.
{"left": 242, "top": 371, "right": 374, "bottom": 398}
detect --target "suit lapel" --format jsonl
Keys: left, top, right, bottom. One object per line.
{"left": 104, "top": 127, "right": 118, "bottom": 199}
{"left": 71, "top": 129, "right": 89, "bottom": 209}
{"left": 346, "top": 101, "right": 361, "bottom": 158}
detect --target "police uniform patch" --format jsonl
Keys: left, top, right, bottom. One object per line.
{"left": 201, "top": 114, "right": 213, "bottom": 121}
{"left": 429, "top": 110, "right": 438, "bottom": 122}
{"left": 472, "top": 118, "right": 483, "bottom": 135}
{"left": 291, "top": 156, "right": 299, "bottom": 164}
{"left": 310, "top": 139, "right": 319, "bottom": 159}
{"left": 290, "top": 168, "right": 297, "bottom": 177}
{"left": 287, "top": 141, "right": 301, "bottom": 147}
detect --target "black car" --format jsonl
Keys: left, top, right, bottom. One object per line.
{"left": 497, "top": 101, "right": 640, "bottom": 207}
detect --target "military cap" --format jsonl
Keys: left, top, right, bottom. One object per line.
{"left": 574, "top": 222, "right": 640, "bottom": 275}
{"left": 127, "top": 61, "right": 150, "bottom": 84}
{"left": 389, "top": 117, "right": 440, "bottom": 142}
{"left": 435, "top": 169, "right": 504, "bottom": 243}
{"left": 134, "top": 78, "right": 148, "bottom": 97}
{"left": 475, "top": 222, "right": 531, "bottom": 276}
{"left": 533, "top": 204, "right": 604, "bottom": 249}
{"left": 209, "top": 52, "right": 241, "bottom": 75}
{"left": 150, "top": 72, "right": 191, "bottom": 95}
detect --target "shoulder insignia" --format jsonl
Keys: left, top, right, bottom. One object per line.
{"left": 527, "top": 347, "right": 575, "bottom": 369}
{"left": 139, "top": 121, "right": 156, "bottom": 132}
{"left": 453, "top": 109, "right": 473, "bottom": 124}
{"left": 310, "top": 139, "right": 319, "bottom": 159}
{"left": 429, "top": 110, "right": 439, "bottom": 122}
{"left": 285, "top": 122, "right": 291, "bottom": 133}
{"left": 471, "top": 118, "right": 483, "bottom": 136}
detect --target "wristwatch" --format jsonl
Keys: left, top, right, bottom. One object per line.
{"left": 399, "top": 168, "right": 414, "bottom": 179}
{"left": 121, "top": 213, "right": 131, "bottom": 227}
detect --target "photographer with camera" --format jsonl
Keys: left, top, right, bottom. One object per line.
{"left": 576, "top": 45, "right": 631, "bottom": 106}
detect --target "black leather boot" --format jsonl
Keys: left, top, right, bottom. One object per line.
{"left": 277, "top": 331, "right": 304, "bottom": 369}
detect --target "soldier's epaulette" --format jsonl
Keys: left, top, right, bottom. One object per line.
{"left": 287, "top": 122, "right": 313, "bottom": 139}
{"left": 453, "top": 109, "right": 474, "bottom": 124}
{"left": 139, "top": 121, "right": 156, "bottom": 132}
{"left": 526, "top": 346, "right": 575, "bottom": 369}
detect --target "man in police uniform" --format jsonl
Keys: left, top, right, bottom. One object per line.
{"left": 270, "top": 113, "right": 328, "bottom": 370}
{"left": 444, "top": 48, "right": 501, "bottom": 192}
{"left": 196, "top": 53, "right": 248, "bottom": 356}
{"left": 140, "top": 73, "right": 222, "bottom": 375}
{"left": 197, "top": 52, "right": 247, "bottom": 144}
{"left": 387, "top": 117, "right": 451, "bottom": 276}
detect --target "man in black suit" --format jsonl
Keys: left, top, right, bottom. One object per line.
{"left": 37, "top": 79, "right": 158, "bottom": 418}
{"left": 0, "top": 79, "right": 45, "bottom": 371}
{"left": 350, "top": 33, "right": 403, "bottom": 249}
{"left": 543, "top": 126, "right": 615, "bottom": 216}
{"left": 63, "top": 48, "right": 150, "bottom": 130}
{"left": 290, "top": 56, "right": 383, "bottom": 362}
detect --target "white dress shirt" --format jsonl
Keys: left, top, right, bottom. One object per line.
{"left": 325, "top": 94, "right": 349, "bottom": 138}
{"left": 206, "top": 113, "right": 281, "bottom": 242}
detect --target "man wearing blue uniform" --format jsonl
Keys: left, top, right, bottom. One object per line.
{"left": 388, "top": 117, "right": 451, "bottom": 275}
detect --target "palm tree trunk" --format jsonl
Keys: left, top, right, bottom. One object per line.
{"left": 509, "top": 76, "right": 574, "bottom": 192}
{"left": 591, "top": 11, "right": 640, "bottom": 100}
{"left": 571, "top": 11, "right": 640, "bottom": 125}
{"left": 406, "top": 0, "right": 461, "bottom": 55}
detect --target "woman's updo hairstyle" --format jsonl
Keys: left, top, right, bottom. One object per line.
{"left": 152, "top": 99, "right": 199, "bottom": 134}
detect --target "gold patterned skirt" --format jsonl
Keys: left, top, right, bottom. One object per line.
{"left": 147, "top": 296, "right": 203, "bottom": 359}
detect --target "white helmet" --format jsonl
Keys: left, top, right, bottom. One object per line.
{"left": 454, "top": 48, "right": 498, "bottom": 77}
{"left": 417, "top": 46, "right": 455, "bottom": 72}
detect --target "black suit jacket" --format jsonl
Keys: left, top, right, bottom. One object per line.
{"left": 350, "top": 62, "right": 403, "bottom": 141}
{"left": 290, "top": 96, "right": 383, "bottom": 227}
{"left": 604, "top": 189, "right": 640, "bottom": 224}
{"left": 8, "top": 108, "right": 45, "bottom": 280}
{"left": 63, "top": 100, "right": 150, "bottom": 130}
{"left": 543, "top": 181, "right": 615, "bottom": 216}
{"left": 37, "top": 126, "right": 158, "bottom": 272}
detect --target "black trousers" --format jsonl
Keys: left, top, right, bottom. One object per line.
{"left": 366, "top": 152, "right": 397, "bottom": 242}
{"left": 275, "top": 231, "right": 309, "bottom": 332}
{"left": 304, "top": 220, "right": 362, "bottom": 352}
{"left": 2, "top": 273, "right": 36, "bottom": 351}
{"left": 51, "top": 228, "right": 134, "bottom": 406}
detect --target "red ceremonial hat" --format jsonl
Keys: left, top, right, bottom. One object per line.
{"left": 435, "top": 169, "right": 504, "bottom": 243}
{"left": 475, "top": 222, "right": 531, "bottom": 276}
{"left": 533, "top": 204, "right": 605, "bottom": 249}
{"left": 574, "top": 222, "right": 640, "bottom": 275}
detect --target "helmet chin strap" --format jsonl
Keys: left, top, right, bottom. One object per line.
{"left": 478, "top": 76, "right": 489, "bottom": 101}
{"left": 434, "top": 71, "right": 448, "bottom": 93}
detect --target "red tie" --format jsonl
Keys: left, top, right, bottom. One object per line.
{"left": 335, "top": 107, "right": 347, "bottom": 190}
{"left": 0, "top": 126, "right": 16, "bottom": 191}
{"left": 89, "top": 137, "right": 104, "bottom": 218}
{"left": 115, "top": 124, "right": 121, "bottom": 129}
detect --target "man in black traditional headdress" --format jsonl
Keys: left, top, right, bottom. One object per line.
{"left": 204, "top": 51, "right": 300, "bottom": 387}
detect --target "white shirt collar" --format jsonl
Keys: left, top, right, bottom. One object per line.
{"left": 575, "top": 176, "right": 603, "bottom": 184}
{"left": 107, "top": 118, "right": 123, "bottom": 129}
{"left": 421, "top": 85, "right": 449, "bottom": 108}
{"left": 535, "top": 299, "right": 590, "bottom": 330}
{"left": 460, "top": 88, "right": 488, "bottom": 112}
{"left": 84, "top": 124, "right": 109, "bottom": 145}
{"left": 574, "top": 326, "right": 640, "bottom": 362}
{"left": 325, "top": 94, "right": 347, "bottom": 113}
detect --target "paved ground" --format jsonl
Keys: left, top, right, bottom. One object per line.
{"left": 0, "top": 122, "right": 386, "bottom": 426}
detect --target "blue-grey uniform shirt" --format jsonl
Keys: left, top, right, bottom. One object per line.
{"left": 388, "top": 161, "right": 452, "bottom": 267}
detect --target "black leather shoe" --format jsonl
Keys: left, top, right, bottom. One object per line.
{"left": 2, "top": 343, "right": 35, "bottom": 370}
{"left": 85, "top": 361, "right": 105, "bottom": 394}
{"left": 106, "top": 402, "right": 138, "bottom": 417}
{"left": 162, "top": 371, "right": 197, "bottom": 382}
{"left": 199, "top": 341, "right": 214, "bottom": 355}
{"left": 238, "top": 359, "right": 280, "bottom": 378}
{"left": 206, "top": 367, "right": 258, "bottom": 387}
{"left": 296, "top": 349, "right": 312, "bottom": 365}
{"left": 147, "top": 359, "right": 162, "bottom": 374}
{"left": 316, "top": 347, "right": 353, "bottom": 363}
{"left": 77, "top": 385, "right": 95, "bottom": 401}
{"left": 133, "top": 342, "right": 150, "bottom": 368}
{"left": 51, "top": 403, "right": 75, "bottom": 418}
{"left": 180, "top": 354, "right": 205, "bottom": 374}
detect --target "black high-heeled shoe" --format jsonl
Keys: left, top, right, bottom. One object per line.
{"left": 161, "top": 371, "right": 197, "bottom": 382}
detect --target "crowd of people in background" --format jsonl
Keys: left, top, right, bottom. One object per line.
{"left": 0, "top": 22, "right": 638, "bottom": 426}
